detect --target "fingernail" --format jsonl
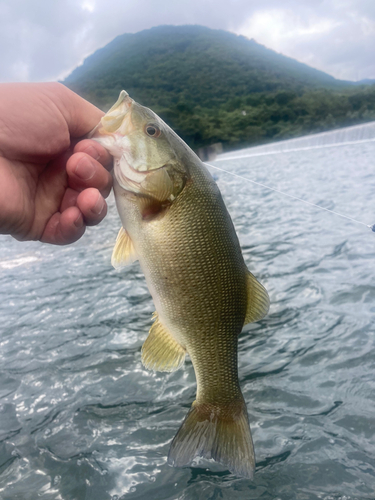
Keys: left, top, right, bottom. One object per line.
{"left": 75, "top": 157, "right": 95, "bottom": 180}
{"left": 84, "top": 145, "right": 100, "bottom": 161}
{"left": 74, "top": 213, "right": 84, "bottom": 228}
{"left": 92, "top": 194, "right": 105, "bottom": 215}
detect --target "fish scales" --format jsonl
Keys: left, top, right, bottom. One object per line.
{"left": 133, "top": 160, "right": 247, "bottom": 401}
{"left": 92, "top": 90, "right": 269, "bottom": 479}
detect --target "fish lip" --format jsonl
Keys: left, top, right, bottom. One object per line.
{"left": 98, "top": 91, "right": 134, "bottom": 135}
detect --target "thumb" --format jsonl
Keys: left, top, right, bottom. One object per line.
{"left": 47, "top": 83, "right": 104, "bottom": 138}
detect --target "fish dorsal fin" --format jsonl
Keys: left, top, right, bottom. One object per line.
{"left": 111, "top": 227, "right": 137, "bottom": 269}
{"left": 141, "top": 313, "right": 186, "bottom": 372}
{"left": 244, "top": 270, "right": 270, "bottom": 324}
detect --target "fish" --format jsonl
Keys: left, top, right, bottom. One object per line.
{"left": 91, "top": 91, "right": 269, "bottom": 479}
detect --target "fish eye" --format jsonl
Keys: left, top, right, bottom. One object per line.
{"left": 145, "top": 124, "right": 161, "bottom": 138}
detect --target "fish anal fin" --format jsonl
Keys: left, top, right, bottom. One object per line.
{"left": 168, "top": 399, "right": 255, "bottom": 479}
{"left": 244, "top": 270, "right": 270, "bottom": 324}
{"left": 141, "top": 313, "right": 186, "bottom": 372}
{"left": 111, "top": 227, "right": 137, "bottom": 269}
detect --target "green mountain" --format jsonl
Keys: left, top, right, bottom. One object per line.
{"left": 65, "top": 25, "right": 375, "bottom": 151}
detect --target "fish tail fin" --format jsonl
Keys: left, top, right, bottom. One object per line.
{"left": 167, "top": 398, "right": 255, "bottom": 479}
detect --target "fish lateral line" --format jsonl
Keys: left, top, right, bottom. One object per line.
{"left": 204, "top": 162, "right": 374, "bottom": 232}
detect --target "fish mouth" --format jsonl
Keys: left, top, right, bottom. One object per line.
{"left": 101, "top": 91, "right": 134, "bottom": 134}
{"left": 114, "top": 153, "right": 169, "bottom": 193}
{"left": 114, "top": 153, "right": 146, "bottom": 193}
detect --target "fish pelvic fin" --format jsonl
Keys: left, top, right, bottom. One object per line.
{"left": 244, "top": 270, "right": 270, "bottom": 324}
{"left": 111, "top": 227, "right": 137, "bottom": 269}
{"left": 168, "top": 398, "right": 255, "bottom": 479}
{"left": 141, "top": 313, "right": 186, "bottom": 372}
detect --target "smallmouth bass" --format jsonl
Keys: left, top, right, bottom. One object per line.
{"left": 92, "top": 91, "right": 269, "bottom": 479}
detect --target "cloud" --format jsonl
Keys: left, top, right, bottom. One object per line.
{"left": 0, "top": 0, "right": 374, "bottom": 83}
{"left": 237, "top": 2, "right": 375, "bottom": 80}
{"left": 0, "top": 0, "right": 92, "bottom": 81}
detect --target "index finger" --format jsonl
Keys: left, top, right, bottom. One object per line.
{"left": 73, "top": 139, "right": 112, "bottom": 170}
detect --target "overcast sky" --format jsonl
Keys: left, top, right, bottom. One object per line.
{"left": 1, "top": 0, "right": 374, "bottom": 84}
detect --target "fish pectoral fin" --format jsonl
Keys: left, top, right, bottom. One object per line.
{"left": 111, "top": 227, "right": 138, "bottom": 269}
{"left": 168, "top": 399, "right": 255, "bottom": 479}
{"left": 244, "top": 270, "right": 270, "bottom": 324}
{"left": 141, "top": 313, "right": 186, "bottom": 372}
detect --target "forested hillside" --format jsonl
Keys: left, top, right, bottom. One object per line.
{"left": 65, "top": 25, "right": 375, "bottom": 151}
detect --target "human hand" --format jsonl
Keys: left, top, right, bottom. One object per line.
{"left": 0, "top": 82, "right": 113, "bottom": 245}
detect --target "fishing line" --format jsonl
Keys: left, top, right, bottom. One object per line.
{"left": 214, "top": 138, "right": 375, "bottom": 162}
{"left": 204, "top": 162, "right": 375, "bottom": 231}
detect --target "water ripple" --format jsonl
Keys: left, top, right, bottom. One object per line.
{"left": 1, "top": 143, "right": 375, "bottom": 498}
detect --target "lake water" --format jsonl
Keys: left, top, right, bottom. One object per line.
{"left": 1, "top": 128, "right": 375, "bottom": 499}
